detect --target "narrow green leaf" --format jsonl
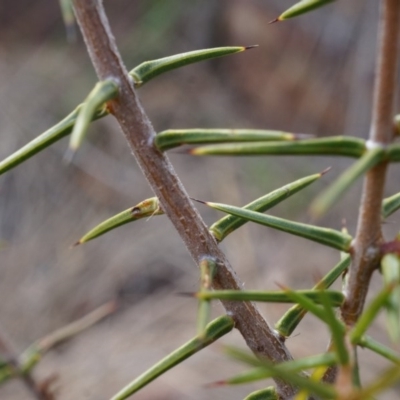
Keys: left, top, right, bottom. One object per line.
{"left": 357, "top": 365, "right": 400, "bottom": 398}
{"left": 358, "top": 335, "right": 400, "bottom": 365}
{"left": 0, "top": 47, "right": 255, "bottom": 176}
{"left": 310, "top": 148, "right": 385, "bottom": 218}
{"left": 199, "top": 200, "right": 353, "bottom": 251}
{"left": 74, "top": 197, "right": 163, "bottom": 245}
{"left": 222, "top": 346, "right": 260, "bottom": 367}
{"left": 352, "top": 349, "right": 361, "bottom": 388}
{"left": 381, "top": 254, "right": 400, "bottom": 342}
{"left": 213, "top": 367, "right": 275, "bottom": 386}
{"left": 67, "top": 79, "right": 119, "bottom": 159}
{"left": 0, "top": 364, "right": 15, "bottom": 384}
{"left": 110, "top": 315, "right": 234, "bottom": 400}
{"left": 0, "top": 104, "right": 109, "bottom": 176}
{"left": 196, "top": 289, "right": 344, "bottom": 305}
{"left": 272, "top": 0, "right": 335, "bottom": 22}
{"left": 275, "top": 255, "right": 350, "bottom": 337}
{"left": 387, "top": 143, "right": 400, "bottom": 162}
{"left": 280, "top": 287, "right": 330, "bottom": 323}
{"left": 224, "top": 346, "right": 337, "bottom": 371}
{"left": 197, "top": 258, "right": 216, "bottom": 336}
{"left": 241, "top": 360, "right": 336, "bottom": 399}
{"left": 273, "top": 370, "right": 336, "bottom": 399}
{"left": 317, "top": 290, "right": 348, "bottom": 365}
{"left": 382, "top": 192, "right": 400, "bottom": 219}
{"left": 244, "top": 387, "right": 278, "bottom": 400}
{"left": 155, "top": 129, "right": 299, "bottom": 151}
{"left": 59, "top": 0, "right": 76, "bottom": 42}
{"left": 210, "top": 170, "right": 325, "bottom": 242}
{"left": 221, "top": 348, "right": 337, "bottom": 398}
{"left": 130, "top": 46, "right": 253, "bottom": 87}
{"left": 351, "top": 285, "right": 395, "bottom": 343}
{"left": 190, "top": 136, "right": 366, "bottom": 158}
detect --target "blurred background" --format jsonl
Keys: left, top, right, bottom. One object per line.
{"left": 0, "top": 0, "right": 399, "bottom": 399}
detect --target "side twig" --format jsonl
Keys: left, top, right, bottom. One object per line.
{"left": 342, "top": 0, "right": 400, "bottom": 327}
{"left": 323, "top": 0, "right": 400, "bottom": 386}
{"left": 72, "top": 0, "right": 296, "bottom": 398}
{"left": 0, "top": 329, "right": 46, "bottom": 400}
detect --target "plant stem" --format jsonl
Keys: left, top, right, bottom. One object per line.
{"left": 72, "top": 0, "right": 296, "bottom": 397}
{"left": 0, "top": 329, "right": 46, "bottom": 400}
{"left": 323, "top": 0, "right": 400, "bottom": 386}
{"left": 341, "top": 0, "right": 400, "bottom": 326}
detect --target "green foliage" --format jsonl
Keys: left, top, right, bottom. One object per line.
{"left": 111, "top": 316, "right": 234, "bottom": 400}
{"left": 197, "top": 199, "right": 353, "bottom": 251}
{"left": 67, "top": 79, "right": 119, "bottom": 159}
{"left": 189, "top": 136, "right": 366, "bottom": 158}
{"left": 1, "top": 1, "right": 400, "bottom": 399}
{"left": 154, "top": 129, "right": 298, "bottom": 151}
{"left": 75, "top": 197, "right": 163, "bottom": 245}
{"left": 273, "top": 0, "right": 336, "bottom": 22}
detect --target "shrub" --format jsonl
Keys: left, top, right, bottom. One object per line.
{"left": 1, "top": 0, "right": 400, "bottom": 399}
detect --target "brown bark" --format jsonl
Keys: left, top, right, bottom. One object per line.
{"left": 323, "top": 0, "right": 400, "bottom": 387}
{"left": 72, "top": 0, "right": 297, "bottom": 397}
{"left": 341, "top": 0, "right": 400, "bottom": 326}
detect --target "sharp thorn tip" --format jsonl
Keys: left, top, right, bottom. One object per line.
{"left": 320, "top": 167, "right": 332, "bottom": 176}
{"left": 190, "top": 197, "right": 207, "bottom": 205}
{"left": 244, "top": 44, "right": 259, "bottom": 50}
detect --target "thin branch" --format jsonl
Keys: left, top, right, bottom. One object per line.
{"left": 72, "top": 0, "right": 296, "bottom": 398}
{"left": 322, "top": 0, "right": 400, "bottom": 386}
{"left": 341, "top": 0, "right": 400, "bottom": 326}
{"left": 0, "top": 329, "right": 47, "bottom": 400}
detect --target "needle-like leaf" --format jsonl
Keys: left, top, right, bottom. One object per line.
{"left": 59, "top": 0, "right": 76, "bottom": 42}
{"left": 275, "top": 255, "right": 350, "bottom": 337}
{"left": 110, "top": 315, "right": 234, "bottom": 400}
{"left": 0, "top": 107, "right": 85, "bottom": 176}
{"left": 129, "top": 46, "right": 254, "bottom": 87}
{"left": 211, "top": 367, "right": 276, "bottom": 386}
{"left": 381, "top": 254, "right": 400, "bottom": 342}
{"left": 224, "top": 346, "right": 337, "bottom": 371}
{"left": 74, "top": 197, "right": 163, "bottom": 245}
{"left": 270, "top": 0, "right": 335, "bottom": 23}
{"left": 0, "top": 47, "right": 248, "bottom": 175}
{"left": 351, "top": 285, "right": 395, "bottom": 343}
{"left": 387, "top": 142, "right": 400, "bottom": 162}
{"left": 155, "top": 129, "right": 300, "bottom": 151}
{"left": 382, "top": 192, "right": 400, "bottom": 219}
{"left": 195, "top": 289, "right": 344, "bottom": 305}
{"left": 356, "top": 365, "right": 400, "bottom": 399}
{"left": 66, "top": 79, "right": 119, "bottom": 159}
{"left": 358, "top": 335, "right": 400, "bottom": 365}
{"left": 244, "top": 387, "right": 278, "bottom": 400}
{"left": 189, "top": 136, "right": 366, "bottom": 158}
{"left": 310, "top": 148, "right": 385, "bottom": 218}
{"left": 219, "top": 347, "right": 337, "bottom": 397}
{"left": 279, "top": 285, "right": 331, "bottom": 324}
{"left": 197, "top": 258, "right": 216, "bottom": 336}
{"left": 196, "top": 200, "right": 353, "bottom": 251}
{"left": 317, "top": 290, "right": 348, "bottom": 366}
{"left": 210, "top": 170, "right": 326, "bottom": 242}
